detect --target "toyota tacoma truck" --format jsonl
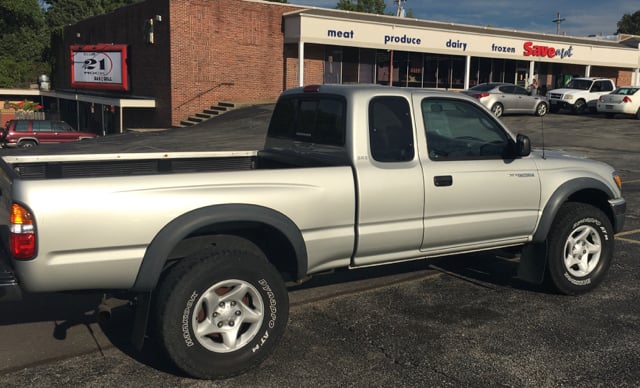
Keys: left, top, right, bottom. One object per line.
{"left": 0, "top": 85, "right": 626, "bottom": 379}
{"left": 548, "top": 77, "right": 616, "bottom": 113}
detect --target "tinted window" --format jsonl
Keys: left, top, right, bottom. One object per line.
{"left": 369, "top": 96, "right": 414, "bottom": 162}
{"left": 498, "top": 85, "right": 515, "bottom": 93}
{"left": 52, "top": 121, "right": 74, "bottom": 132}
{"left": 595, "top": 81, "right": 614, "bottom": 92}
{"left": 14, "top": 121, "right": 29, "bottom": 132}
{"left": 513, "top": 86, "right": 530, "bottom": 95}
{"left": 32, "top": 121, "right": 52, "bottom": 132}
{"left": 268, "top": 95, "right": 346, "bottom": 146}
{"left": 422, "top": 98, "right": 511, "bottom": 161}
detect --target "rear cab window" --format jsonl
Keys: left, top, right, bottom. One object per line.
{"left": 268, "top": 94, "right": 346, "bottom": 146}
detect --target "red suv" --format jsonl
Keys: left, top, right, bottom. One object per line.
{"left": 1, "top": 120, "right": 97, "bottom": 148}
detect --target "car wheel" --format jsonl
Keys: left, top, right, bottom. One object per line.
{"left": 545, "top": 203, "right": 613, "bottom": 295}
{"left": 535, "top": 102, "right": 548, "bottom": 116}
{"left": 605, "top": 113, "right": 614, "bottom": 119}
{"left": 572, "top": 99, "right": 586, "bottom": 114}
{"left": 635, "top": 108, "right": 640, "bottom": 120}
{"left": 19, "top": 140, "right": 37, "bottom": 148}
{"left": 151, "top": 244, "right": 289, "bottom": 379}
{"left": 491, "top": 103, "right": 504, "bottom": 117}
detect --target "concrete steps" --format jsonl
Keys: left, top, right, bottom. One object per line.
{"left": 180, "top": 101, "right": 236, "bottom": 127}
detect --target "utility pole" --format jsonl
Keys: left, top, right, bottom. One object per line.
{"left": 552, "top": 12, "right": 565, "bottom": 35}
{"left": 394, "top": 0, "right": 406, "bottom": 17}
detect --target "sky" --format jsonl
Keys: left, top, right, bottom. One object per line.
{"left": 286, "top": 0, "right": 639, "bottom": 38}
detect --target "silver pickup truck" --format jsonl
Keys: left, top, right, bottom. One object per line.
{"left": 0, "top": 85, "right": 626, "bottom": 379}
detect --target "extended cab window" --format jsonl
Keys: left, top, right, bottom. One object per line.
{"left": 422, "top": 98, "right": 511, "bottom": 161}
{"left": 268, "top": 95, "right": 346, "bottom": 146}
{"left": 369, "top": 96, "right": 414, "bottom": 162}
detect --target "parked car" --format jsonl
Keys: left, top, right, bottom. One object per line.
{"left": 596, "top": 86, "right": 640, "bottom": 120}
{"left": 547, "top": 77, "right": 616, "bottom": 114}
{"left": 1, "top": 120, "right": 97, "bottom": 148}
{"left": 463, "top": 83, "right": 548, "bottom": 118}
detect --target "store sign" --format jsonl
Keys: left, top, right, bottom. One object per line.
{"left": 523, "top": 41, "right": 573, "bottom": 59}
{"left": 70, "top": 44, "right": 129, "bottom": 91}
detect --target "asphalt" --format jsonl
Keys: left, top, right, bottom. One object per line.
{"left": 0, "top": 104, "right": 276, "bottom": 155}
{"left": 0, "top": 107, "right": 639, "bottom": 387}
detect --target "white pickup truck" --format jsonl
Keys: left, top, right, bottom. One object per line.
{"left": 0, "top": 85, "right": 626, "bottom": 379}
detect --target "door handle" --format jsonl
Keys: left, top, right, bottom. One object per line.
{"left": 434, "top": 175, "right": 453, "bottom": 187}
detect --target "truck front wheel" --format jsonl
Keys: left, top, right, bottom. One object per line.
{"left": 545, "top": 203, "right": 614, "bottom": 295}
{"left": 151, "top": 245, "right": 289, "bottom": 379}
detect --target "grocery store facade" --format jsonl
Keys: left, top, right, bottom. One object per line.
{"left": 44, "top": 0, "right": 640, "bottom": 131}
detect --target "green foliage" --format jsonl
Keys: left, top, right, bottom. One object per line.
{"left": 44, "top": 0, "right": 143, "bottom": 30}
{"left": 0, "top": 0, "right": 48, "bottom": 87}
{"left": 617, "top": 10, "right": 640, "bottom": 34}
{"left": 336, "top": 0, "right": 387, "bottom": 14}
{"left": 0, "top": 0, "right": 141, "bottom": 87}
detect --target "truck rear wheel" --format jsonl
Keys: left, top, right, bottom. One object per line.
{"left": 545, "top": 203, "right": 613, "bottom": 295}
{"left": 151, "top": 245, "right": 289, "bottom": 379}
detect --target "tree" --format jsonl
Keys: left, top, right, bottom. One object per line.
{"left": 44, "top": 0, "right": 142, "bottom": 29}
{"left": 0, "top": 0, "right": 48, "bottom": 87}
{"left": 336, "top": 0, "right": 387, "bottom": 14}
{"left": 617, "top": 10, "right": 640, "bottom": 35}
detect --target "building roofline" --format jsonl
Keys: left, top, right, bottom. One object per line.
{"left": 283, "top": 7, "right": 637, "bottom": 50}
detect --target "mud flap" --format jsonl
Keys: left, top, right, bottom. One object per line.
{"left": 517, "top": 242, "right": 547, "bottom": 284}
{"left": 131, "top": 292, "right": 151, "bottom": 350}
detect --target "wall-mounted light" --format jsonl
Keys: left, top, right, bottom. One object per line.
{"left": 154, "top": 15, "right": 162, "bottom": 22}
{"left": 76, "top": 32, "right": 81, "bottom": 38}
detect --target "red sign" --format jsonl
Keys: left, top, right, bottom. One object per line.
{"left": 70, "top": 44, "right": 129, "bottom": 91}
{"left": 523, "top": 41, "right": 574, "bottom": 59}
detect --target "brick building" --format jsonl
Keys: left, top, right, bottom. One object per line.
{"left": 42, "top": 0, "right": 640, "bottom": 132}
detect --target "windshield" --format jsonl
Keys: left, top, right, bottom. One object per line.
{"left": 565, "top": 79, "right": 593, "bottom": 90}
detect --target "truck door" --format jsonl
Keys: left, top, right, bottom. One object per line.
{"left": 352, "top": 95, "right": 425, "bottom": 266}
{"left": 415, "top": 95, "right": 541, "bottom": 252}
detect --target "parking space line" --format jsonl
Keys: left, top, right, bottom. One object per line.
{"left": 616, "top": 237, "right": 640, "bottom": 245}
{"left": 616, "top": 229, "right": 640, "bottom": 245}
{"left": 616, "top": 228, "right": 640, "bottom": 237}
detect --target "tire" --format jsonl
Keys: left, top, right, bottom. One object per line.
{"left": 151, "top": 244, "right": 289, "bottom": 379}
{"left": 605, "top": 113, "right": 614, "bottom": 119}
{"left": 491, "top": 103, "right": 504, "bottom": 118}
{"left": 535, "top": 102, "right": 548, "bottom": 117}
{"left": 635, "top": 108, "right": 640, "bottom": 120}
{"left": 19, "top": 140, "right": 36, "bottom": 148}
{"left": 572, "top": 99, "right": 586, "bottom": 114}
{"left": 545, "top": 203, "right": 614, "bottom": 295}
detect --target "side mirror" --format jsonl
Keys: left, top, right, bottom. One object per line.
{"left": 516, "top": 134, "right": 531, "bottom": 157}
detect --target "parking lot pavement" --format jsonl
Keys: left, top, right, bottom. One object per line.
{"left": 1, "top": 110, "right": 639, "bottom": 387}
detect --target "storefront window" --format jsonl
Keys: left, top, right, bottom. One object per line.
{"left": 359, "top": 49, "right": 376, "bottom": 84}
{"left": 324, "top": 47, "right": 342, "bottom": 84}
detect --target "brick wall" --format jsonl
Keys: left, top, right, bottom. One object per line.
{"left": 169, "top": 0, "right": 297, "bottom": 126}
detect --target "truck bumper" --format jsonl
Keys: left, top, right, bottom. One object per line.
{"left": 0, "top": 252, "right": 22, "bottom": 302}
{"left": 609, "top": 197, "right": 626, "bottom": 234}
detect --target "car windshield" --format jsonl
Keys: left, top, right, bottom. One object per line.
{"left": 612, "top": 87, "right": 640, "bottom": 96}
{"left": 565, "top": 79, "right": 593, "bottom": 90}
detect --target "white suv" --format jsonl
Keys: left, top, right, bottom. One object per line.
{"left": 548, "top": 77, "right": 615, "bottom": 114}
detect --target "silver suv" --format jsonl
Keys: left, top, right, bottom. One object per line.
{"left": 548, "top": 77, "right": 615, "bottom": 114}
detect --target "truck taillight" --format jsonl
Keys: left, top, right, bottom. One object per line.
{"left": 622, "top": 96, "right": 632, "bottom": 103}
{"left": 10, "top": 203, "right": 36, "bottom": 260}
